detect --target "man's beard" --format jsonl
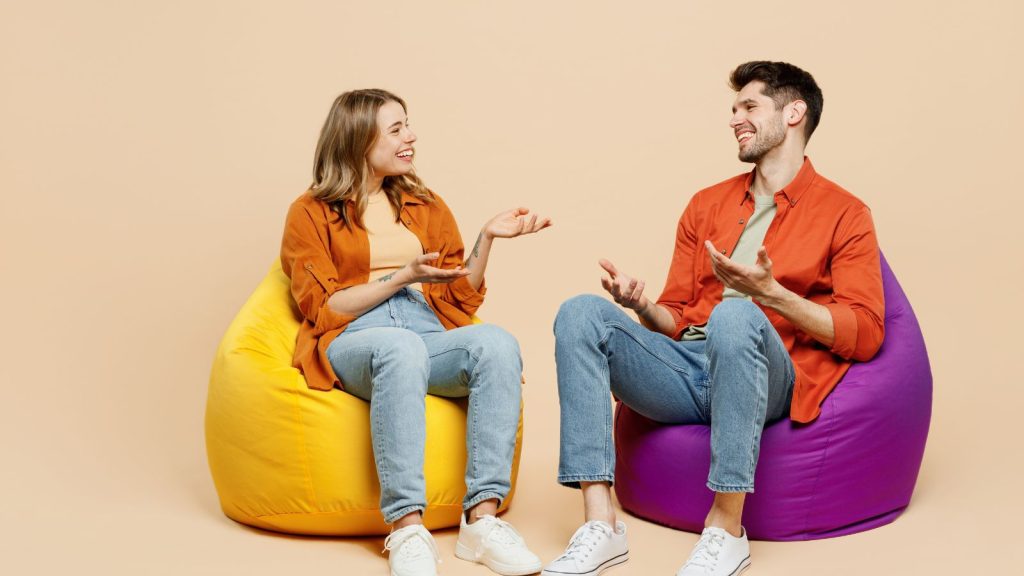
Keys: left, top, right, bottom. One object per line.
{"left": 739, "top": 116, "right": 786, "bottom": 163}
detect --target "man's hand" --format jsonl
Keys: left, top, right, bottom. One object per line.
{"left": 705, "top": 240, "right": 781, "bottom": 301}
{"left": 599, "top": 259, "right": 650, "bottom": 312}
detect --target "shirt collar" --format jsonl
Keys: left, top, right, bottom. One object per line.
{"left": 740, "top": 156, "right": 816, "bottom": 206}
{"left": 399, "top": 189, "right": 426, "bottom": 206}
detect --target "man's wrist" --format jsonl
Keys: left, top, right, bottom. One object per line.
{"left": 756, "top": 281, "right": 791, "bottom": 309}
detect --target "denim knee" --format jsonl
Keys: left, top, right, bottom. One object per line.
{"left": 554, "top": 294, "right": 616, "bottom": 335}
{"left": 706, "top": 299, "right": 766, "bottom": 341}
{"left": 372, "top": 329, "right": 430, "bottom": 386}
{"left": 470, "top": 324, "right": 521, "bottom": 358}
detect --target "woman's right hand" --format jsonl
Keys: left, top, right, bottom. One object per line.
{"left": 399, "top": 252, "right": 472, "bottom": 284}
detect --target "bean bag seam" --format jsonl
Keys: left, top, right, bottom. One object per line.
{"left": 800, "top": 393, "right": 836, "bottom": 539}
{"left": 287, "top": 377, "right": 322, "bottom": 512}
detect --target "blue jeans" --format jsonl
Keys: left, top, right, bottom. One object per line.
{"left": 554, "top": 295, "right": 795, "bottom": 493}
{"left": 326, "top": 287, "right": 522, "bottom": 523}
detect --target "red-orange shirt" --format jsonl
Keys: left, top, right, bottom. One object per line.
{"left": 656, "top": 158, "right": 884, "bottom": 423}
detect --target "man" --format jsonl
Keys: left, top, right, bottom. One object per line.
{"left": 541, "top": 61, "right": 884, "bottom": 576}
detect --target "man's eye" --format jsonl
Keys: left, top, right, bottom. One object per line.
{"left": 391, "top": 129, "right": 400, "bottom": 135}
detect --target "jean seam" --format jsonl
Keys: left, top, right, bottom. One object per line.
{"left": 745, "top": 322, "right": 769, "bottom": 486}
{"left": 596, "top": 324, "right": 615, "bottom": 479}
{"left": 369, "top": 349, "right": 390, "bottom": 505}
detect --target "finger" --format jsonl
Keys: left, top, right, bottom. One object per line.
{"left": 526, "top": 213, "right": 538, "bottom": 233}
{"left": 515, "top": 207, "right": 530, "bottom": 216}
{"left": 757, "top": 246, "right": 772, "bottom": 268}
{"left": 418, "top": 252, "right": 441, "bottom": 264}
{"left": 598, "top": 259, "right": 618, "bottom": 277}
{"left": 629, "top": 279, "right": 645, "bottom": 303}
{"left": 601, "top": 276, "right": 615, "bottom": 295}
{"left": 626, "top": 276, "right": 643, "bottom": 301}
{"left": 538, "top": 217, "right": 553, "bottom": 230}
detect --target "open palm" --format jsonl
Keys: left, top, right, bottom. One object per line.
{"left": 484, "top": 207, "right": 552, "bottom": 239}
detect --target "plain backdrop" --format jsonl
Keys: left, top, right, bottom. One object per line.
{"left": 2, "top": 1, "right": 1021, "bottom": 574}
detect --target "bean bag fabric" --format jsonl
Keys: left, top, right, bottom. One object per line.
{"left": 613, "top": 253, "right": 931, "bottom": 541}
{"left": 205, "top": 262, "right": 524, "bottom": 536}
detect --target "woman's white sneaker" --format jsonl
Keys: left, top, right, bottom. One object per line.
{"left": 541, "top": 521, "right": 629, "bottom": 576}
{"left": 676, "top": 526, "right": 751, "bottom": 576}
{"left": 384, "top": 524, "right": 441, "bottom": 576}
{"left": 455, "top": 514, "right": 543, "bottom": 575}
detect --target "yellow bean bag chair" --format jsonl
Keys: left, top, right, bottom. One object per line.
{"left": 205, "top": 262, "right": 524, "bottom": 535}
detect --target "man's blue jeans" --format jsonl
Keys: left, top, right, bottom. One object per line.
{"left": 327, "top": 287, "right": 522, "bottom": 524}
{"left": 554, "top": 295, "right": 795, "bottom": 493}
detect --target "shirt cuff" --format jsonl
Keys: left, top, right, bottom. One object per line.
{"left": 448, "top": 275, "right": 486, "bottom": 308}
{"left": 314, "top": 291, "right": 356, "bottom": 335}
{"left": 824, "top": 302, "right": 858, "bottom": 359}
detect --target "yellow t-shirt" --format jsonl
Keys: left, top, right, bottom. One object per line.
{"left": 363, "top": 193, "right": 424, "bottom": 292}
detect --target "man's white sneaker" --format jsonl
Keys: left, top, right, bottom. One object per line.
{"left": 455, "top": 514, "right": 543, "bottom": 576}
{"left": 541, "top": 521, "right": 629, "bottom": 576}
{"left": 384, "top": 524, "right": 440, "bottom": 576}
{"left": 676, "top": 526, "right": 751, "bottom": 576}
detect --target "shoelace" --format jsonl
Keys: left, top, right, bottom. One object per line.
{"left": 556, "top": 521, "right": 612, "bottom": 564}
{"left": 383, "top": 526, "right": 441, "bottom": 564}
{"left": 684, "top": 530, "right": 724, "bottom": 570}
{"left": 477, "top": 516, "right": 524, "bottom": 547}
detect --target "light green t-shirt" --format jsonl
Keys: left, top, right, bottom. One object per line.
{"left": 680, "top": 193, "right": 777, "bottom": 340}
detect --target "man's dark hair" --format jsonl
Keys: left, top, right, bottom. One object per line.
{"left": 729, "top": 61, "right": 823, "bottom": 141}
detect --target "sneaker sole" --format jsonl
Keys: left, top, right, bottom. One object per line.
{"left": 540, "top": 551, "right": 629, "bottom": 576}
{"left": 455, "top": 541, "right": 544, "bottom": 576}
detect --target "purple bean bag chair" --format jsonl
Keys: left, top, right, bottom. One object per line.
{"left": 613, "top": 254, "right": 931, "bottom": 541}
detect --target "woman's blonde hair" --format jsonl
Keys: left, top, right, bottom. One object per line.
{"left": 310, "top": 89, "right": 432, "bottom": 228}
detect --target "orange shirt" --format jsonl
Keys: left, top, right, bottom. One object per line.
{"left": 656, "top": 158, "right": 884, "bottom": 423}
{"left": 280, "top": 190, "right": 485, "bottom": 392}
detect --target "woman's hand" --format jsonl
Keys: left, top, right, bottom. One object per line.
{"left": 482, "top": 207, "right": 552, "bottom": 241}
{"left": 397, "top": 252, "right": 471, "bottom": 285}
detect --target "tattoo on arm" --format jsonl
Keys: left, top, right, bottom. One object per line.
{"left": 377, "top": 265, "right": 404, "bottom": 284}
{"left": 466, "top": 233, "right": 482, "bottom": 266}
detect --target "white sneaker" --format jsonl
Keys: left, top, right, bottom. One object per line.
{"left": 384, "top": 524, "right": 440, "bottom": 576}
{"left": 455, "top": 514, "right": 543, "bottom": 575}
{"left": 676, "top": 527, "right": 751, "bottom": 576}
{"left": 541, "top": 521, "right": 628, "bottom": 576}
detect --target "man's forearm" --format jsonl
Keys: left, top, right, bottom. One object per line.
{"left": 636, "top": 301, "right": 678, "bottom": 337}
{"left": 757, "top": 283, "right": 835, "bottom": 348}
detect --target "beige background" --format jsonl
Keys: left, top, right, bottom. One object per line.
{"left": 2, "top": 1, "right": 1021, "bottom": 574}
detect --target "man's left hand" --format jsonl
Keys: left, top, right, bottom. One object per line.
{"left": 705, "top": 240, "right": 781, "bottom": 301}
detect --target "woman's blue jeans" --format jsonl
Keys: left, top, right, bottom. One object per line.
{"left": 554, "top": 295, "right": 795, "bottom": 493}
{"left": 326, "top": 287, "right": 522, "bottom": 524}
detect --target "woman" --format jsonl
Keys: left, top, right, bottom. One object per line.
{"left": 280, "top": 89, "right": 549, "bottom": 576}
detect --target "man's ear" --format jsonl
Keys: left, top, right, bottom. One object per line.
{"left": 786, "top": 100, "right": 808, "bottom": 127}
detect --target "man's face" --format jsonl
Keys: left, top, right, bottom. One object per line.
{"left": 730, "top": 81, "right": 787, "bottom": 163}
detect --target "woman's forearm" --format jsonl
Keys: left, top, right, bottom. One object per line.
{"left": 326, "top": 267, "right": 412, "bottom": 318}
{"left": 464, "top": 229, "right": 493, "bottom": 291}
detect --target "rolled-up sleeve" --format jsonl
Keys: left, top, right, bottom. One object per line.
{"left": 824, "top": 204, "right": 885, "bottom": 361}
{"left": 280, "top": 202, "right": 355, "bottom": 335}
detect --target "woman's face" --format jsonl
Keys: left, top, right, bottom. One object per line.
{"left": 366, "top": 100, "right": 417, "bottom": 179}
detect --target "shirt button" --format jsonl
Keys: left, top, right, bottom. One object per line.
{"left": 738, "top": 219, "right": 745, "bottom": 225}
